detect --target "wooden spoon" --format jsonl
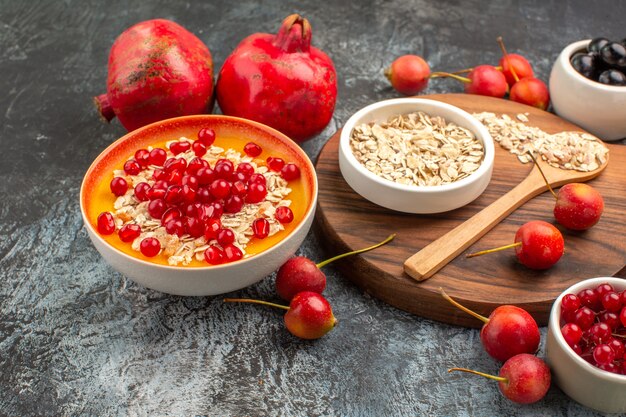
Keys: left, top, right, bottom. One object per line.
{"left": 404, "top": 155, "right": 609, "bottom": 281}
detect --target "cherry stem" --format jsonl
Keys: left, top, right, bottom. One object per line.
{"left": 449, "top": 67, "right": 474, "bottom": 75}
{"left": 466, "top": 242, "right": 522, "bottom": 258}
{"left": 429, "top": 72, "right": 471, "bottom": 83}
{"left": 448, "top": 367, "right": 508, "bottom": 383}
{"left": 527, "top": 151, "right": 558, "bottom": 199}
{"left": 612, "top": 333, "right": 626, "bottom": 339}
{"left": 316, "top": 234, "right": 395, "bottom": 269}
{"left": 223, "top": 298, "right": 289, "bottom": 311}
{"left": 440, "top": 287, "right": 489, "bottom": 323}
{"left": 497, "top": 36, "right": 519, "bottom": 83}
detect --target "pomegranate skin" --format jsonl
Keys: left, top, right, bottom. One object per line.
{"left": 95, "top": 19, "right": 214, "bottom": 131}
{"left": 216, "top": 14, "right": 337, "bottom": 142}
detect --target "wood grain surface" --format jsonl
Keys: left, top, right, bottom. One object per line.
{"left": 314, "top": 94, "right": 626, "bottom": 328}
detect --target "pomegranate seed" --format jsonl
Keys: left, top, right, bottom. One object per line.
{"left": 204, "top": 245, "right": 225, "bottom": 265}
{"left": 561, "top": 323, "right": 583, "bottom": 347}
{"left": 161, "top": 207, "right": 182, "bottom": 225}
{"left": 148, "top": 199, "right": 166, "bottom": 219}
{"left": 223, "top": 244, "right": 243, "bottom": 262}
{"left": 192, "top": 141, "right": 207, "bottom": 157}
{"left": 209, "top": 179, "right": 231, "bottom": 200}
{"left": 236, "top": 162, "right": 254, "bottom": 179}
{"left": 201, "top": 202, "right": 224, "bottom": 220}
{"left": 152, "top": 168, "right": 167, "bottom": 181}
{"left": 164, "top": 185, "right": 183, "bottom": 204}
{"left": 164, "top": 158, "right": 187, "bottom": 173}
{"left": 181, "top": 184, "right": 196, "bottom": 204}
{"left": 181, "top": 175, "right": 199, "bottom": 190}
{"left": 198, "top": 128, "right": 216, "bottom": 146}
{"left": 231, "top": 181, "right": 248, "bottom": 196}
{"left": 215, "top": 160, "right": 234, "bottom": 179}
{"left": 110, "top": 177, "right": 128, "bottom": 196}
{"left": 596, "top": 283, "right": 615, "bottom": 297}
{"left": 266, "top": 156, "right": 285, "bottom": 172}
{"left": 204, "top": 218, "right": 222, "bottom": 240}
{"left": 140, "top": 237, "right": 161, "bottom": 257}
{"left": 252, "top": 218, "right": 270, "bottom": 239}
{"left": 244, "top": 142, "right": 262, "bottom": 157}
{"left": 165, "top": 219, "right": 185, "bottom": 237}
{"left": 185, "top": 203, "right": 202, "bottom": 218}
{"left": 232, "top": 172, "right": 247, "bottom": 183}
{"left": 196, "top": 187, "right": 213, "bottom": 204}
{"left": 124, "top": 160, "right": 142, "bottom": 176}
{"left": 280, "top": 163, "right": 301, "bottom": 181}
{"left": 147, "top": 187, "right": 166, "bottom": 200}
{"left": 153, "top": 180, "right": 169, "bottom": 190}
{"left": 196, "top": 167, "right": 216, "bottom": 185}
{"left": 169, "top": 140, "right": 191, "bottom": 155}
{"left": 275, "top": 206, "right": 294, "bottom": 223}
{"left": 134, "top": 149, "right": 151, "bottom": 167}
{"left": 248, "top": 173, "right": 266, "bottom": 186}
{"left": 134, "top": 182, "right": 151, "bottom": 201}
{"left": 97, "top": 212, "right": 115, "bottom": 235}
{"left": 167, "top": 170, "right": 183, "bottom": 185}
{"left": 185, "top": 216, "right": 205, "bottom": 238}
{"left": 224, "top": 195, "right": 244, "bottom": 213}
{"left": 574, "top": 306, "right": 596, "bottom": 330}
{"left": 246, "top": 183, "right": 267, "bottom": 203}
{"left": 149, "top": 148, "right": 167, "bottom": 166}
{"left": 118, "top": 223, "right": 141, "bottom": 242}
{"left": 186, "top": 157, "right": 206, "bottom": 175}
{"left": 602, "top": 292, "right": 622, "bottom": 312}
{"left": 217, "top": 228, "right": 235, "bottom": 246}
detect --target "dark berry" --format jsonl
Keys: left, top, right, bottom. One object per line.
{"left": 600, "top": 42, "right": 626, "bottom": 67}
{"left": 588, "top": 37, "right": 610, "bottom": 54}
{"left": 598, "top": 69, "right": 626, "bottom": 86}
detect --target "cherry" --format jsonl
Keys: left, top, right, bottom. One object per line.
{"left": 217, "top": 228, "right": 235, "bottom": 246}
{"left": 384, "top": 55, "right": 431, "bottom": 95}
{"left": 197, "top": 128, "right": 216, "bottom": 146}
{"left": 509, "top": 78, "right": 550, "bottom": 110}
{"left": 267, "top": 157, "right": 285, "bottom": 172}
{"left": 123, "top": 160, "right": 141, "bottom": 175}
{"left": 243, "top": 142, "right": 263, "bottom": 157}
{"left": 134, "top": 182, "right": 151, "bottom": 202}
{"left": 441, "top": 288, "right": 540, "bottom": 362}
{"left": 224, "top": 291, "right": 337, "bottom": 339}
{"left": 110, "top": 177, "right": 128, "bottom": 196}
{"left": 553, "top": 183, "right": 603, "bottom": 231}
{"left": 148, "top": 148, "right": 167, "bottom": 166}
{"left": 97, "top": 212, "right": 116, "bottom": 235}
{"left": 280, "top": 163, "right": 301, "bottom": 181}
{"left": 275, "top": 206, "right": 294, "bottom": 224}
{"left": 430, "top": 65, "right": 508, "bottom": 98}
{"left": 466, "top": 220, "right": 564, "bottom": 270}
{"left": 246, "top": 183, "right": 267, "bottom": 204}
{"left": 496, "top": 36, "right": 534, "bottom": 87}
{"left": 139, "top": 237, "right": 160, "bottom": 257}
{"left": 589, "top": 37, "right": 610, "bottom": 54}
{"left": 276, "top": 235, "right": 395, "bottom": 301}
{"left": 134, "top": 149, "right": 150, "bottom": 167}
{"left": 204, "top": 245, "right": 225, "bottom": 265}
{"left": 252, "top": 218, "right": 270, "bottom": 239}
{"left": 448, "top": 354, "right": 550, "bottom": 404}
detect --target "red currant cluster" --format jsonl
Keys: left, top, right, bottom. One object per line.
{"left": 560, "top": 283, "right": 626, "bottom": 374}
{"left": 97, "top": 128, "right": 300, "bottom": 264}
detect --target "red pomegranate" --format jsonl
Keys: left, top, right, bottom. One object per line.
{"left": 216, "top": 14, "right": 337, "bottom": 142}
{"left": 94, "top": 19, "right": 214, "bottom": 131}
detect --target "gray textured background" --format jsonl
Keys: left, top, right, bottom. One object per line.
{"left": 1, "top": 1, "right": 625, "bottom": 415}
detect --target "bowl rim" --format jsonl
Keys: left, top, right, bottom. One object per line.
{"left": 339, "top": 97, "right": 495, "bottom": 194}
{"left": 560, "top": 39, "right": 626, "bottom": 93}
{"left": 79, "top": 114, "right": 318, "bottom": 271}
{"left": 549, "top": 276, "right": 626, "bottom": 383}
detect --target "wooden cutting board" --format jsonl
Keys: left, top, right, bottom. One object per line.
{"left": 314, "top": 94, "right": 626, "bottom": 328}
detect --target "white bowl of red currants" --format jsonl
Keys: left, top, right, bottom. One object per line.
{"left": 546, "top": 277, "right": 626, "bottom": 414}
{"left": 549, "top": 38, "right": 626, "bottom": 141}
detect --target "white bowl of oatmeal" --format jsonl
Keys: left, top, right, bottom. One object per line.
{"left": 81, "top": 115, "right": 317, "bottom": 296}
{"left": 339, "top": 98, "right": 494, "bottom": 213}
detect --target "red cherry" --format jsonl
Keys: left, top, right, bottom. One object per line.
{"left": 118, "top": 223, "right": 141, "bottom": 242}
{"left": 134, "top": 149, "right": 150, "bottom": 167}
{"left": 217, "top": 228, "right": 235, "bottom": 246}
{"left": 223, "top": 244, "right": 243, "bottom": 262}
{"left": 148, "top": 199, "right": 166, "bottom": 219}
{"left": 198, "top": 128, "right": 216, "bottom": 146}
{"left": 204, "top": 245, "right": 225, "bottom": 265}
{"left": 246, "top": 183, "right": 267, "bottom": 203}
{"left": 149, "top": 148, "right": 167, "bottom": 166}
{"left": 123, "top": 160, "right": 141, "bottom": 175}
{"left": 224, "top": 195, "right": 244, "bottom": 213}
{"left": 252, "top": 218, "right": 270, "bottom": 239}
{"left": 499, "top": 53, "right": 534, "bottom": 87}
{"left": 275, "top": 206, "right": 294, "bottom": 223}
{"left": 280, "top": 163, "right": 301, "bottom": 181}
{"left": 169, "top": 140, "right": 191, "bottom": 155}
{"left": 384, "top": 54, "right": 430, "bottom": 95}
{"left": 513, "top": 221, "right": 563, "bottom": 269}
{"left": 431, "top": 65, "right": 508, "bottom": 98}
{"left": 243, "top": 142, "right": 262, "bottom": 157}
{"left": 110, "top": 177, "right": 128, "bottom": 196}
{"left": 192, "top": 141, "right": 207, "bottom": 157}
{"left": 97, "top": 212, "right": 116, "bottom": 235}
{"left": 134, "top": 182, "right": 151, "bottom": 201}
{"left": 140, "top": 237, "right": 160, "bottom": 257}
{"left": 267, "top": 156, "right": 285, "bottom": 172}
{"left": 209, "top": 179, "right": 231, "bottom": 200}
{"left": 510, "top": 78, "right": 550, "bottom": 111}
{"left": 165, "top": 219, "right": 185, "bottom": 237}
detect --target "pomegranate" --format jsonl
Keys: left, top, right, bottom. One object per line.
{"left": 216, "top": 14, "right": 337, "bottom": 142}
{"left": 94, "top": 19, "right": 214, "bottom": 131}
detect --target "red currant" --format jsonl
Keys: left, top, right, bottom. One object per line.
{"left": 149, "top": 148, "right": 167, "bottom": 166}
{"left": 267, "top": 156, "right": 285, "bottom": 172}
{"left": 620, "top": 306, "right": 626, "bottom": 327}
{"left": 588, "top": 322, "right": 612, "bottom": 344}
{"left": 110, "top": 177, "right": 128, "bottom": 196}
{"left": 243, "top": 142, "right": 262, "bottom": 157}
{"left": 595, "top": 283, "right": 615, "bottom": 298}
{"left": 217, "top": 228, "right": 235, "bottom": 246}
{"left": 608, "top": 338, "right": 624, "bottom": 358}
{"left": 209, "top": 179, "right": 231, "bottom": 200}
{"left": 599, "top": 311, "right": 620, "bottom": 330}
{"left": 280, "top": 163, "right": 301, "bottom": 181}
{"left": 198, "top": 128, "right": 216, "bottom": 146}
{"left": 97, "top": 212, "right": 115, "bottom": 235}
{"left": 252, "top": 218, "right": 270, "bottom": 239}
{"left": 204, "top": 245, "right": 225, "bottom": 265}
{"left": 124, "top": 160, "right": 141, "bottom": 175}
{"left": 118, "top": 224, "right": 141, "bottom": 242}
{"left": 169, "top": 140, "right": 191, "bottom": 155}
{"left": 134, "top": 182, "right": 151, "bottom": 201}
{"left": 275, "top": 206, "right": 294, "bottom": 223}
{"left": 561, "top": 323, "right": 583, "bottom": 347}
{"left": 602, "top": 292, "right": 622, "bottom": 312}
{"left": 140, "top": 237, "right": 160, "bottom": 257}
{"left": 574, "top": 306, "right": 596, "bottom": 330}
{"left": 246, "top": 183, "right": 267, "bottom": 204}
{"left": 148, "top": 199, "right": 166, "bottom": 219}
{"left": 223, "top": 244, "right": 243, "bottom": 262}
{"left": 134, "top": 149, "right": 150, "bottom": 167}
{"left": 224, "top": 195, "right": 244, "bottom": 213}
{"left": 192, "top": 141, "right": 207, "bottom": 157}
{"left": 593, "top": 344, "right": 615, "bottom": 365}
{"left": 578, "top": 288, "right": 601, "bottom": 311}
{"left": 561, "top": 294, "right": 581, "bottom": 312}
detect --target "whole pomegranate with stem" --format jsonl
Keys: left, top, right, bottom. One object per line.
{"left": 216, "top": 14, "right": 337, "bottom": 142}
{"left": 94, "top": 19, "right": 215, "bottom": 131}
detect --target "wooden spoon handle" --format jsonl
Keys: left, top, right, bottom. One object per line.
{"left": 404, "top": 168, "right": 548, "bottom": 281}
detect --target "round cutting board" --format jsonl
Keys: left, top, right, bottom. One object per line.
{"left": 314, "top": 94, "right": 626, "bottom": 328}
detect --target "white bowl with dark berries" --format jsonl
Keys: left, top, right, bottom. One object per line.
{"left": 546, "top": 277, "right": 626, "bottom": 413}
{"left": 80, "top": 115, "right": 318, "bottom": 296}
{"left": 549, "top": 38, "right": 626, "bottom": 141}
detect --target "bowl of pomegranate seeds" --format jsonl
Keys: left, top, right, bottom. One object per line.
{"left": 80, "top": 115, "right": 317, "bottom": 295}
{"left": 546, "top": 277, "right": 626, "bottom": 413}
